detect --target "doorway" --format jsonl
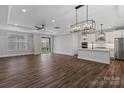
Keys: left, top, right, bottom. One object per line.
{"left": 41, "top": 37, "right": 51, "bottom": 53}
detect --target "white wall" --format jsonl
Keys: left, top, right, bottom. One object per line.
{"left": 33, "top": 34, "right": 54, "bottom": 54}
{"left": 53, "top": 32, "right": 96, "bottom": 56}
{"left": 72, "top": 33, "right": 79, "bottom": 55}
{"left": 54, "top": 34, "right": 73, "bottom": 55}
{"left": 0, "top": 29, "right": 34, "bottom": 57}
{"left": 1, "top": 27, "right": 124, "bottom": 58}
{"left": 0, "top": 29, "right": 53, "bottom": 57}
{"left": 33, "top": 34, "right": 41, "bottom": 54}
{"left": 53, "top": 30, "right": 124, "bottom": 58}
{"left": 41, "top": 34, "right": 54, "bottom": 53}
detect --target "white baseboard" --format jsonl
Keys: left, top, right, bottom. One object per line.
{"left": 0, "top": 51, "right": 74, "bottom": 58}
{"left": 0, "top": 53, "right": 34, "bottom": 58}
{"left": 53, "top": 51, "right": 74, "bottom": 56}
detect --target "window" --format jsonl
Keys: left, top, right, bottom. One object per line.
{"left": 8, "top": 34, "right": 28, "bottom": 51}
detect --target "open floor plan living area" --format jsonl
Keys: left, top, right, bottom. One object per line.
{"left": 0, "top": 5, "right": 124, "bottom": 88}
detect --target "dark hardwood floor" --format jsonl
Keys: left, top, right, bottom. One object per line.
{"left": 0, "top": 53, "right": 124, "bottom": 88}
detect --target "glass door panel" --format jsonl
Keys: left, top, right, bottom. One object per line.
{"left": 41, "top": 37, "right": 51, "bottom": 53}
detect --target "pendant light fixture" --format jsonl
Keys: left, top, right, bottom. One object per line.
{"left": 70, "top": 5, "right": 96, "bottom": 33}
{"left": 99, "top": 24, "right": 104, "bottom": 38}
{"left": 70, "top": 5, "right": 78, "bottom": 32}
{"left": 83, "top": 5, "right": 96, "bottom": 31}
{"left": 70, "top": 5, "right": 84, "bottom": 33}
{"left": 96, "top": 24, "right": 105, "bottom": 41}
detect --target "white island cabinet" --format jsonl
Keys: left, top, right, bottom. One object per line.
{"left": 78, "top": 48, "right": 110, "bottom": 64}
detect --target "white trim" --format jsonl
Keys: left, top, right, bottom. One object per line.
{"left": 53, "top": 51, "right": 74, "bottom": 56}
{"left": 33, "top": 53, "right": 41, "bottom": 55}
{"left": 0, "top": 53, "right": 34, "bottom": 58}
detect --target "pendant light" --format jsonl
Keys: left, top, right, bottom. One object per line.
{"left": 72, "top": 6, "right": 78, "bottom": 32}
{"left": 99, "top": 24, "right": 104, "bottom": 38}
{"left": 70, "top": 5, "right": 83, "bottom": 33}
{"left": 83, "top": 5, "right": 96, "bottom": 31}
{"left": 70, "top": 5, "right": 96, "bottom": 33}
{"left": 96, "top": 24, "right": 105, "bottom": 41}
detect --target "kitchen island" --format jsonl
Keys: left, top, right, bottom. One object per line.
{"left": 78, "top": 48, "right": 110, "bottom": 64}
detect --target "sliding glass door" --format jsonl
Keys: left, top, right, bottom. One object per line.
{"left": 41, "top": 37, "right": 51, "bottom": 53}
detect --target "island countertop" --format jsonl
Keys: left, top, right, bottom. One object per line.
{"left": 78, "top": 48, "right": 110, "bottom": 52}
{"left": 78, "top": 48, "right": 110, "bottom": 64}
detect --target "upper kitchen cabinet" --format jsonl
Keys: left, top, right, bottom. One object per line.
{"left": 105, "top": 30, "right": 124, "bottom": 44}
{"left": 113, "top": 30, "right": 124, "bottom": 38}
{"left": 87, "top": 33, "right": 96, "bottom": 43}
{"left": 105, "top": 31, "right": 114, "bottom": 43}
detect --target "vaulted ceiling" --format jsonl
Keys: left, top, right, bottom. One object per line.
{"left": 0, "top": 5, "right": 124, "bottom": 35}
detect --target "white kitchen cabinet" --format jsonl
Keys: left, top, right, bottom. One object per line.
{"left": 113, "top": 30, "right": 124, "bottom": 38}
{"left": 78, "top": 48, "right": 110, "bottom": 64}
{"left": 110, "top": 48, "right": 114, "bottom": 58}
{"left": 105, "top": 31, "right": 114, "bottom": 43}
{"left": 87, "top": 34, "right": 96, "bottom": 43}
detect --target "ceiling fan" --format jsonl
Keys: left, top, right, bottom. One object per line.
{"left": 34, "top": 24, "right": 45, "bottom": 30}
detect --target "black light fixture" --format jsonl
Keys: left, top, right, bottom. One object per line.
{"left": 70, "top": 5, "right": 84, "bottom": 32}
{"left": 82, "top": 5, "right": 96, "bottom": 31}
{"left": 70, "top": 5, "right": 96, "bottom": 33}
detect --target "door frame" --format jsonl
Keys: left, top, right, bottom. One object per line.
{"left": 41, "top": 36, "right": 53, "bottom": 53}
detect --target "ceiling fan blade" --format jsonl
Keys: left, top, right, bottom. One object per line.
{"left": 36, "top": 28, "right": 42, "bottom": 30}
{"left": 35, "top": 26, "right": 41, "bottom": 29}
{"left": 34, "top": 25, "right": 45, "bottom": 30}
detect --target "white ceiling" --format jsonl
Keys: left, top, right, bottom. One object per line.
{"left": 0, "top": 5, "right": 9, "bottom": 25}
{"left": 1, "top": 5, "right": 124, "bottom": 35}
{"left": 8, "top": 5, "right": 76, "bottom": 34}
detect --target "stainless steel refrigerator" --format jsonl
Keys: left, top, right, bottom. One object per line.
{"left": 114, "top": 38, "right": 124, "bottom": 60}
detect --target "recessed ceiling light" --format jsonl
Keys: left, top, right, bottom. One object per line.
{"left": 22, "top": 9, "right": 27, "bottom": 13}
{"left": 49, "top": 30, "right": 56, "bottom": 34}
{"left": 108, "top": 26, "right": 112, "bottom": 28}
{"left": 68, "top": 25, "right": 71, "bottom": 27}
{"left": 51, "top": 19, "right": 55, "bottom": 23}
{"left": 14, "top": 24, "right": 18, "bottom": 26}
{"left": 41, "top": 29, "right": 45, "bottom": 31}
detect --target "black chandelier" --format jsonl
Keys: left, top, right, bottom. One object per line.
{"left": 70, "top": 5, "right": 96, "bottom": 33}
